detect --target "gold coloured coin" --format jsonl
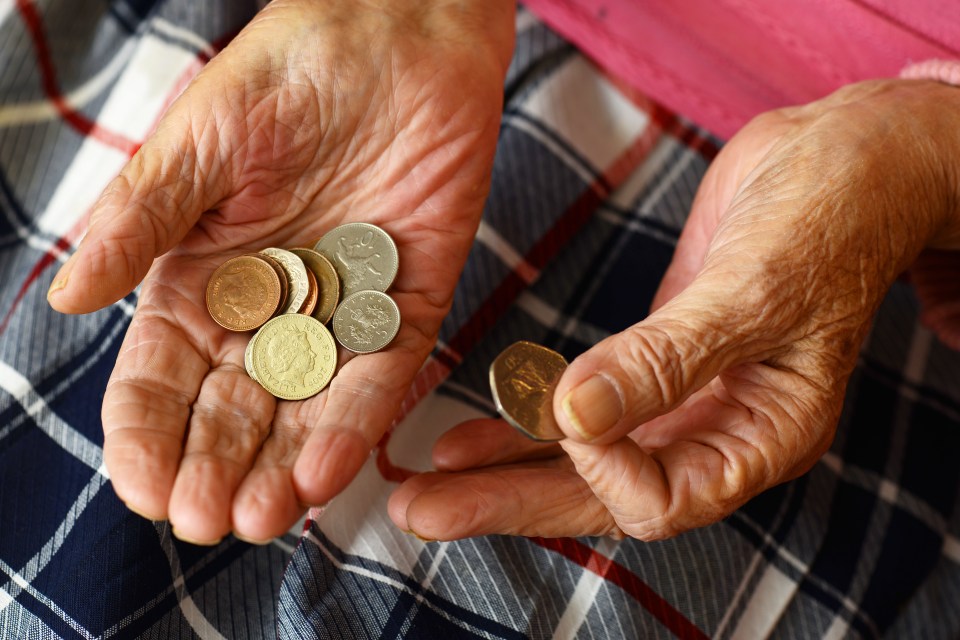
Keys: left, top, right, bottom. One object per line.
{"left": 205, "top": 255, "right": 283, "bottom": 331}
{"left": 250, "top": 315, "right": 337, "bottom": 400}
{"left": 314, "top": 222, "right": 398, "bottom": 298}
{"left": 489, "top": 341, "right": 568, "bottom": 442}
{"left": 244, "top": 332, "right": 260, "bottom": 383}
{"left": 290, "top": 248, "right": 340, "bottom": 324}
{"left": 332, "top": 290, "right": 401, "bottom": 354}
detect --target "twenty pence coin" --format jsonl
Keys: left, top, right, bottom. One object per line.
{"left": 261, "top": 247, "right": 309, "bottom": 314}
{"left": 250, "top": 315, "right": 337, "bottom": 400}
{"left": 314, "top": 222, "right": 398, "bottom": 297}
{"left": 332, "top": 290, "right": 400, "bottom": 354}
{"left": 489, "top": 341, "right": 568, "bottom": 442}
{"left": 205, "top": 255, "right": 283, "bottom": 331}
{"left": 290, "top": 248, "right": 340, "bottom": 323}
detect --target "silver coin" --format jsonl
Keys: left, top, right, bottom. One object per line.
{"left": 260, "top": 247, "right": 309, "bottom": 314}
{"left": 332, "top": 290, "right": 401, "bottom": 354}
{"left": 313, "top": 223, "right": 399, "bottom": 298}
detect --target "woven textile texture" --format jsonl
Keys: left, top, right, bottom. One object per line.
{"left": 2, "top": 2, "right": 960, "bottom": 639}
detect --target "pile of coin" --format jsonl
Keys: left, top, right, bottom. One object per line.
{"left": 205, "top": 222, "right": 401, "bottom": 400}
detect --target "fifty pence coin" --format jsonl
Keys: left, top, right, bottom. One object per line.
{"left": 261, "top": 247, "right": 309, "bottom": 314}
{"left": 205, "top": 255, "right": 283, "bottom": 331}
{"left": 332, "top": 290, "right": 400, "bottom": 354}
{"left": 314, "top": 222, "right": 398, "bottom": 297}
{"left": 290, "top": 247, "right": 340, "bottom": 324}
{"left": 250, "top": 314, "right": 337, "bottom": 400}
{"left": 489, "top": 341, "right": 568, "bottom": 442}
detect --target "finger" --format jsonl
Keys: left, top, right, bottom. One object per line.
{"left": 554, "top": 276, "right": 777, "bottom": 444}
{"left": 231, "top": 404, "right": 317, "bottom": 543}
{"left": 231, "top": 430, "right": 309, "bottom": 543}
{"left": 388, "top": 463, "right": 621, "bottom": 540}
{"left": 291, "top": 319, "right": 428, "bottom": 506}
{"left": 102, "top": 314, "right": 210, "bottom": 521}
{"left": 432, "top": 419, "right": 562, "bottom": 472}
{"left": 167, "top": 364, "right": 276, "bottom": 545}
{"left": 560, "top": 365, "right": 834, "bottom": 540}
{"left": 47, "top": 109, "right": 227, "bottom": 314}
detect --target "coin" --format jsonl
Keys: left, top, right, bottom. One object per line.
{"left": 205, "top": 255, "right": 283, "bottom": 331}
{"left": 332, "top": 290, "right": 401, "bottom": 354}
{"left": 298, "top": 267, "right": 319, "bottom": 316}
{"left": 489, "top": 341, "right": 568, "bottom": 442}
{"left": 250, "top": 314, "right": 337, "bottom": 400}
{"left": 244, "top": 332, "right": 260, "bottom": 383}
{"left": 290, "top": 248, "right": 340, "bottom": 324}
{"left": 256, "top": 252, "right": 289, "bottom": 316}
{"left": 261, "top": 247, "right": 309, "bottom": 314}
{"left": 314, "top": 222, "right": 398, "bottom": 297}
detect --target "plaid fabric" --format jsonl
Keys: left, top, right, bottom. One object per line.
{"left": 2, "top": 3, "right": 960, "bottom": 640}
{"left": 278, "top": 9, "right": 960, "bottom": 640}
{"left": 0, "top": 2, "right": 300, "bottom": 639}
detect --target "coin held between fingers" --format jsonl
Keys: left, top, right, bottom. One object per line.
{"left": 489, "top": 341, "right": 568, "bottom": 442}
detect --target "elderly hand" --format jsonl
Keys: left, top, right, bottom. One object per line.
{"left": 46, "top": 0, "right": 514, "bottom": 544}
{"left": 389, "top": 79, "right": 960, "bottom": 540}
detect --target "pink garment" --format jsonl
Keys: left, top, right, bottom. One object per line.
{"left": 523, "top": 0, "right": 960, "bottom": 139}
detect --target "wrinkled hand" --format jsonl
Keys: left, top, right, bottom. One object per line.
{"left": 47, "top": 0, "right": 514, "bottom": 544}
{"left": 389, "top": 80, "right": 960, "bottom": 540}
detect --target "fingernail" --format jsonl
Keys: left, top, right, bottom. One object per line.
{"left": 47, "top": 251, "right": 78, "bottom": 302}
{"left": 46, "top": 275, "right": 68, "bottom": 301}
{"left": 561, "top": 374, "right": 623, "bottom": 440}
{"left": 171, "top": 526, "right": 223, "bottom": 546}
{"left": 405, "top": 529, "right": 436, "bottom": 543}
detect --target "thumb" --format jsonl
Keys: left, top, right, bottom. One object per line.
{"left": 46, "top": 121, "right": 225, "bottom": 314}
{"left": 554, "top": 279, "right": 767, "bottom": 443}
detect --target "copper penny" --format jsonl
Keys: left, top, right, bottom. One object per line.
{"left": 298, "top": 267, "right": 319, "bottom": 316}
{"left": 256, "top": 252, "right": 288, "bottom": 317}
{"left": 205, "top": 255, "right": 283, "bottom": 331}
{"left": 290, "top": 248, "right": 340, "bottom": 324}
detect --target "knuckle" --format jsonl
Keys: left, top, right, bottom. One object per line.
{"left": 620, "top": 325, "right": 686, "bottom": 409}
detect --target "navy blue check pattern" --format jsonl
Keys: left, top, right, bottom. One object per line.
{"left": 2, "top": 2, "right": 960, "bottom": 639}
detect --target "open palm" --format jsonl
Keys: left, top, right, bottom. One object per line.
{"left": 47, "top": 0, "right": 514, "bottom": 544}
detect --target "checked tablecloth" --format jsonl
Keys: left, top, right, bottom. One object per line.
{"left": 2, "top": 2, "right": 960, "bottom": 639}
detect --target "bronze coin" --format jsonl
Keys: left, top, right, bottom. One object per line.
{"left": 255, "top": 252, "right": 288, "bottom": 317}
{"left": 290, "top": 248, "right": 340, "bottom": 324}
{"left": 205, "top": 255, "right": 283, "bottom": 331}
{"left": 489, "top": 341, "right": 568, "bottom": 441}
{"left": 298, "top": 267, "right": 319, "bottom": 316}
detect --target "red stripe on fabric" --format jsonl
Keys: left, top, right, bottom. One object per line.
{"left": 1, "top": 28, "right": 238, "bottom": 337}
{"left": 15, "top": 0, "right": 140, "bottom": 156}
{"left": 530, "top": 537, "right": 710, "bottom": 640}
{"left": 0, "top": 237, "right": 71, "bottom": 333}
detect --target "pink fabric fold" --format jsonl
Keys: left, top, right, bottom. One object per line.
{"left": 524, "top": 0, "right": 960, "bottom": 139}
